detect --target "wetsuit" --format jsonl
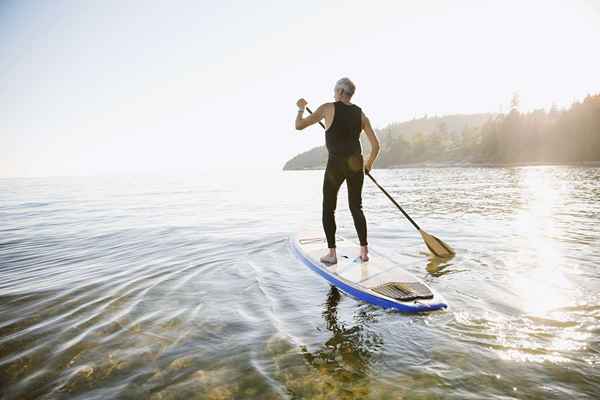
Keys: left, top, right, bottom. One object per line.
{"left": 323, "top": 101, "right": 368, "bottom": 249}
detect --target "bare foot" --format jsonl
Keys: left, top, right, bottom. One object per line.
{"left": 359, "top": 246, "right": 369, "bottom": 262}
{"left": 320, "top": 253, "right": 337, "bottom": 264}
{"left": 320, "top": 249, "right": 337, "bottom": 264}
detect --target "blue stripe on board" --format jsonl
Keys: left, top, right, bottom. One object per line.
{"left": 290, "top": 238, "right": 447, "bottom": 313}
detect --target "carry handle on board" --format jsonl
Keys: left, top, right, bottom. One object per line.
{"left": 305, "top": 106, "right": 455, "bottom": 258}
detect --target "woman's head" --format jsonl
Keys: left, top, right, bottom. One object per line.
{"left": 334, "top": 77, "right": 355, "bottom": 101}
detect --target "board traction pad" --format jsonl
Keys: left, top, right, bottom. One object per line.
{"left": 371, "top": 281, "right": 434, "bottom": 301}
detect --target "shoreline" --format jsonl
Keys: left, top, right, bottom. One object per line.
{"left": 284, "top": 160, "right": 600, "bottom": 171}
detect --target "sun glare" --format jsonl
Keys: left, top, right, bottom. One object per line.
{"left": 509, "top": 167, "right": 574, "bottom": 315}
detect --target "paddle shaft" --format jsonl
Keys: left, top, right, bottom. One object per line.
{"left": 306, "top": 107, "right": 327, "bottom": 130}
{"left": 364, "top": 172, "right": 421, "bottom": 231}
{"left": 305, "top": 106, "right": 422, "bottom": 231}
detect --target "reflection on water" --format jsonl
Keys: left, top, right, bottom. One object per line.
{"left": 426, "top": 256, "right": 455, "bottom": 277}
{"left": 1, "top": 166, "right": 600, "bottom": 399}
{"left": 299, "top": 287, "right": 382, "bottom": 398}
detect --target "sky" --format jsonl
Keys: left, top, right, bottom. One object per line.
{"left": 1, "top": 0, "right": 600, "bottom": 178}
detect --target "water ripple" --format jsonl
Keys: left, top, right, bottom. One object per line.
{"left": 1, "top": 168, "right": 600, "bottom": 399}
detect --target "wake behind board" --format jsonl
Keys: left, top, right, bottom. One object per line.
{"left": 290, "top": 233, "right": 448, "bottom": 313}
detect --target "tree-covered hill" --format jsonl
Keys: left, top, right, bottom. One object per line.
{"left": 283, "top": 94, "right": 600, "bottom": 170}
{"left": 283, "top": 113, "right": 494, "bottom": 170}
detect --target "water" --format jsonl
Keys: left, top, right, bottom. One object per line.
{"left": 1, "top": 166, "right": 599, "bottom": 399}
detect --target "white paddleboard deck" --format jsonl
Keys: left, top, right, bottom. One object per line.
{"left": 290, "top": 233, "right": 447, "bottom": 313}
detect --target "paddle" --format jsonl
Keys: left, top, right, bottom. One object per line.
{"left": 305, "top": 106, "right": 455, "bottom": 258}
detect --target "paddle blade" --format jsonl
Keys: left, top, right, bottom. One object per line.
{"left": 419, "top": 229, "right": 455, "bottom": 258}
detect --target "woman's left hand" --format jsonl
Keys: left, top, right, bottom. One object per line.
{"left": 364, "top": 158, "right": 374, "bottom": 173}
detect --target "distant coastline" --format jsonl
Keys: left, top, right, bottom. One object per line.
{"left": 285, "top": 94, "right": 600, "bottom": 171}
{"left": 284, "top": 160, "right": 600, "bottom": 171}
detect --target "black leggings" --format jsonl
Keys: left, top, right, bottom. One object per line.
{"left": 322, "top": 154, "right": 368, "bottom": 248}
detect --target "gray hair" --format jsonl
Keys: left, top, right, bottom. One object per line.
{"left": 334, "top": 77, "right": 356, "bottom": 97}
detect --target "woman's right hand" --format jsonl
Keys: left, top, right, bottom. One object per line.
{"left": 296, "top": 98, "right": 308, "bottom": 109}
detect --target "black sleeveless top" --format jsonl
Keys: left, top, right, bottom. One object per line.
{"left": 325, "top": 101, "right": 362, "bottom": 156}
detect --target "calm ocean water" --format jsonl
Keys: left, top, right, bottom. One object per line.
{"left": 1, "top": 166, "right": 599, "bottom": 399}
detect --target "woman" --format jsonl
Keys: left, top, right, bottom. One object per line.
{"left": 295, "top": 77, "right": 380, "bottom": 264}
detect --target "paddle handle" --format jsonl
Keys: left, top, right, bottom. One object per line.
{"left": 304, "top": 106, "right": 422, "bottom": 231}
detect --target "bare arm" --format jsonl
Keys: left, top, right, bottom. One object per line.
{"left": 362, "top": 112, "right": 380, "bottom": 171}
{"left": 295, "top": 102, "right": 326, "bottom": 130}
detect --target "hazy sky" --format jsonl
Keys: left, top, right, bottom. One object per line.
{"left": 2, "top": 0, "right": 600, "bottom": 177}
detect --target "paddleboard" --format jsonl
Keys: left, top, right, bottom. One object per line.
{"left": 290, "top": 232, "right": 448, "bottom": 313}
